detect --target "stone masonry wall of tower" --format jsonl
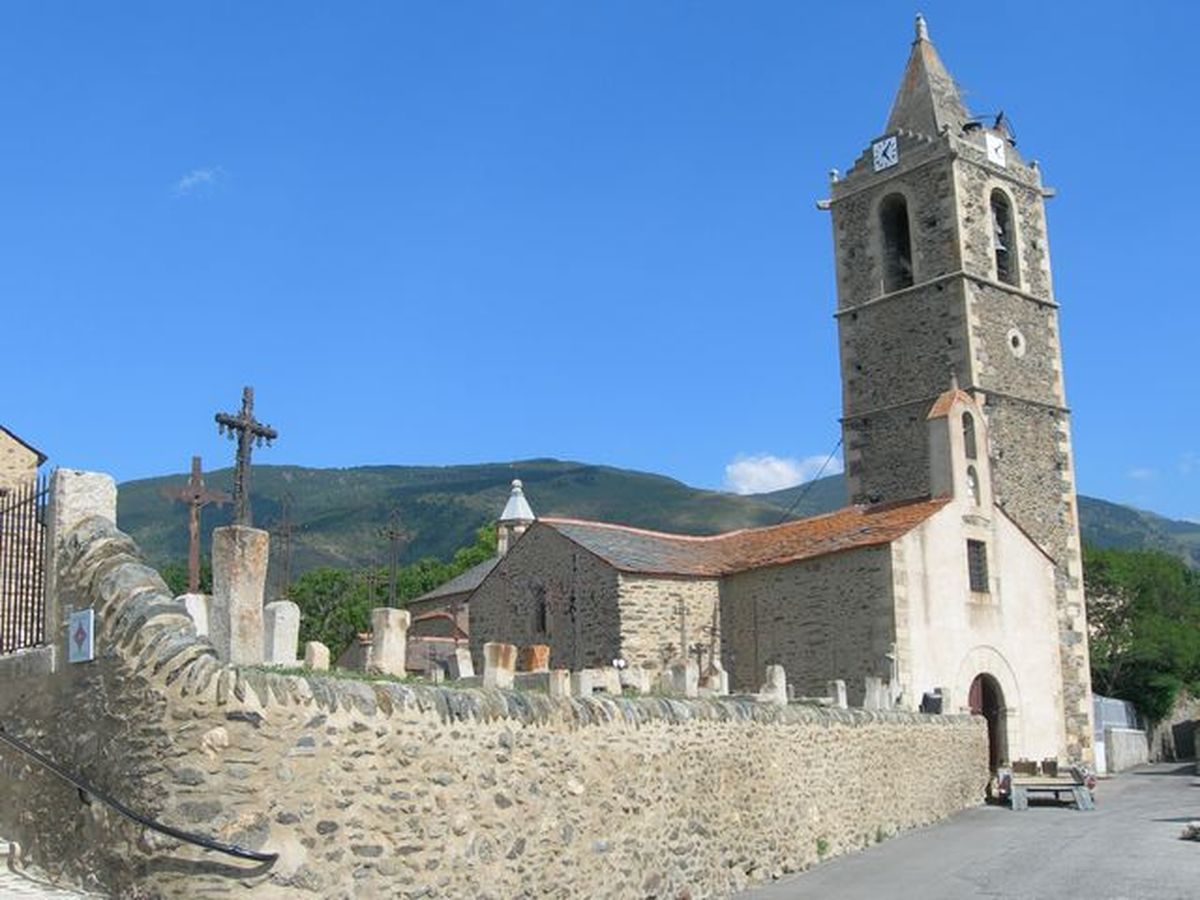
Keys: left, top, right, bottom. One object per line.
{"left": 826, "top": 20, "right": 1094, "bottom": 761}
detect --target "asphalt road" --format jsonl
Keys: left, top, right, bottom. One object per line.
{"left": 740, "top": 762, "right": 1199, "bottom": 900}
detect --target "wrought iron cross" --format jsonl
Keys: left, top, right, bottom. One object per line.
{"left": 161, "top": 456, "right": 229, "bottom": 593}
{"left": 215, "top": 386, "right": 277, "bottom": 527}
{"left": 271, "top": 492, "right": 298, "bottom": 600}
{"left": 379, "top": 509, "right": 409, "bottom": 608}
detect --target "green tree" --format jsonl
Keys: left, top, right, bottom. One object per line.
{"left": 289, "top": 523, "right": 498, "bottom": 660}
{"left": 1084, "top": 545, "right": 1200, "bottom": 721}
{"left": 159, "top": 558, "right": 213, "bottom": 597}
{"left": 290, "top": 568, "right": 372, "bottom": 661}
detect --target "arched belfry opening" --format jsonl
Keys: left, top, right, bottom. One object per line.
{"left": 990, "top": 189, "right": 1018, "bottom": 286}
{"left": 969, "top": 673, "right": 1008, "bottom": 770}
{"left": 879, "top": 193, "right": 914, "bottom": 292}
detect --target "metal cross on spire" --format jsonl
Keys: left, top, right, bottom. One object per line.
{"left": 161, "top": 456, "right": 230, "bottom": 593}
{"left": 214, "top": 386, "right": 277, "bottom": 527}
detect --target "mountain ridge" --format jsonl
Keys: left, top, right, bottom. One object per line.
{"left": 116, "top": 459, "right": 1200, "bottom": 576}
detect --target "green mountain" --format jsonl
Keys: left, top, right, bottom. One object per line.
{"left": 117, "top": 460, "right": 1200, "bottom": 577}
{"left": 116, "top": 460, "right": 792, "bottom": 575}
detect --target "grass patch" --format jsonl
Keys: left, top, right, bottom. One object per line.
{"left": 246, "top": 664, "right": 425, "bottom": 685}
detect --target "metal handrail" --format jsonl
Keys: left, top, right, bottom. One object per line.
{"left": 0, "top": 727, "right": 278, "bottom": 864}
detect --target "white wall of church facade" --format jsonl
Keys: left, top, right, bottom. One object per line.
{"left": 468, "top": 525, "right": 620, "bottom": 671}
{"left": 616, "top": 573, "right": 720, "bottom": 670}
{"left": 895, "top": 501, "right": 1067, "bottom": 762}
{"left": 721, "top": 547, "right": 895, "bottom": 703}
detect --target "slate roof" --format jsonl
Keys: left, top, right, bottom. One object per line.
{"left": 885, "top": 15, "right": 971, "bottom": 139}
{"left": 411, "top": 557, "right": 499, "bottom": 603}
{"left": 541, "top": 497, "right": 949, "bottom": 577}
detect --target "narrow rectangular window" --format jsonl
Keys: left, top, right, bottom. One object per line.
{"left": 967, "top": 540, "right": 989, "bottom": 593}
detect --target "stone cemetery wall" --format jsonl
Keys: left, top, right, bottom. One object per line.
{"left": 0, "top": 514, "right": 988, "bottom": 899}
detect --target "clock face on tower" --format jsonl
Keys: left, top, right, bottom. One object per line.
{"left": 985, "top": 132, "right": 1007, "bottom": 168}
{"left": 872, "top": 135, "right": 899, "bottom": 172}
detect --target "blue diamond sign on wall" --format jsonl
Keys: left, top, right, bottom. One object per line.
{"left": 67, "top": 608, "right": 95, "bottom": 664}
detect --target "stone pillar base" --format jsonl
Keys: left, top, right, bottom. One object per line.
{"left": 210, "top": 526, "right": 269, "bottom": 665}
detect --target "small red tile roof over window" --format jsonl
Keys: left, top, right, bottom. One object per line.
{"left": 926, "top": 388, "right": 976, "bottom": 420}
{"left": 540, "top": 497, "right": 948, "bottom": 577}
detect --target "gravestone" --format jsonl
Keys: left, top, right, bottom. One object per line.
{"left": 759, "top": 665, "right": 788, "bottom": 706}
{"left": 548, "top": 669, "right": 570, "bottom": 699}
{"left": 370, "top": 608, "right": 410, "bottom": 677}
{"left": 447, "top": 646, "right": 475, "bottom": 680}
{"left": 663, "top": 660, "right": 699, "bottom": 698}
{"left": 304, "top": 641, "right": 330, "bottom": 671}
{"left": 179, "top": 593, "right": 209, "bottom": 638}
{"left": 700, "top": 661, "right": 730, "bottom": 696}
{"left": 263, "top": 600, "right": 300, "bottom": 665}
{"left": 210, "top": 525, "right": 269, "bottom": 665}
{"left": 519, "top": 644, "right": 551, "bottom": 673}
{"left": 619, "top": 666, "right": 652, "bottom": 695}
{"left": 863, "top": 676, "right": 885, "bottom": 711}
{"left": 482, "top": 642, "right": 517, "bottom": 689}
{"left": 827, "top": 679, "right": 848, "bottom": 710}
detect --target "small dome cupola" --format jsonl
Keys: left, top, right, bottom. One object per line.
{"left": 497, "top": 479, "right": 536, "bottom": 556}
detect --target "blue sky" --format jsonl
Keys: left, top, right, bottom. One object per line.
{"left": 2, "top": 1, "right": 1197, "bottom": 521}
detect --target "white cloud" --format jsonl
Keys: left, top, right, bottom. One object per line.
{"left": 172, "top": 166, "right": 225, "bottom": 197}
{"left": 1127, "top": 467, "right": 1157, "bottom": 481}
{"left": 723, "top": 452, "right": 844, "bottom": 495}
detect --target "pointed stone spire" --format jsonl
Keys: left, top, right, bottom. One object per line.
{"left": 885, "top": 14, "right": 971, "bottom": 138}
{"left": 497, "top": 479, "right": 535, "bottom": 557}
{"left": 500, "top": 479, "right": 535, "bottom": 524}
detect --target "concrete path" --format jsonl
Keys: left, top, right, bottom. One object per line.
{"left": 741, "top": 762, "right": 1199, "bottom": 900}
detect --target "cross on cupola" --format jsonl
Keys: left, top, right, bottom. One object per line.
{"left": 214, "top": 386, "right": 278, "bottom": 527}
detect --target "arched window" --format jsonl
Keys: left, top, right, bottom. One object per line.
{"left": 535, "top": 598, "right": 548, "bottom": 635}
{"left": 962, "top": 411, "right": 977, "bottom": 460}
{"left": 990, "top": 190, "right": 1018, "bottom": 286}
{"left": 879, "top": 193, "right": 914, "bottom": 293}
{"left": 966, "top": 465, "right": 981, "bottom": 505}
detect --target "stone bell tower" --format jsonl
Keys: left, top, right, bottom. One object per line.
{"left": 826, "top": 15, "right": 1093, "bottom": 761}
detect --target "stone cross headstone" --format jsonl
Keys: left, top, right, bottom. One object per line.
{"left": 161, "top": 456, "right": 229, "bottom": 594}
{"left": 663, "top": 659, "right": 699, "bottom": 698}
{"left": 214, "top": 386, "right": 277, "bottom": 528}
{"left": 263, "top": 600, "right": 300, "bottom": 665}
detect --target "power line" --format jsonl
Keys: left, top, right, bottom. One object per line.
{"left": 774, "top": 436, "right": 843, "bottom": 525}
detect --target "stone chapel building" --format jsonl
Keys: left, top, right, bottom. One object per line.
{"left": 468, "top": 17, "right": 1094, "bottom": 766}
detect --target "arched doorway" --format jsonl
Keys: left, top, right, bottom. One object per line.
{"left": 968, "top": 673, "right": 1007, "bottom": 770}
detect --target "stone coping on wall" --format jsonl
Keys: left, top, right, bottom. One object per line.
{"left": 47, "top": 514, "right": 978, "bottom": 733}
